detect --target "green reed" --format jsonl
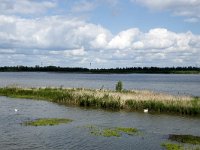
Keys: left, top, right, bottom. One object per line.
{"left": 0, "top": 87, "right": 199, "bottom": 116}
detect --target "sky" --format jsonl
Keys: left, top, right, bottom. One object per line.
{"left": 0, "top": 0, "right": 200, "bottom": 68}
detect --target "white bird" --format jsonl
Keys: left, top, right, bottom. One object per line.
{"left": 144, "top": 109, "right": 148, "bottom": 113}
{"left": 14, "top": 109, "right": 18, "bottom": 112}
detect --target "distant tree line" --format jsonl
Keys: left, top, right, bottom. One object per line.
{"left": 0, "top": 66, "right": 199, "bottom": 74}
{"left": 90, "top": 66, "right": 200, "bottom": 74}
{"left": 0, "top": 66, "right": 89, "bottom": 72}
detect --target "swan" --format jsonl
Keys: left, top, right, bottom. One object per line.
{"left": 144, "top": 109, "right": 148, "bottom": 113}
{"left": 14, "top": 109, "right": 18, "bottom": 112}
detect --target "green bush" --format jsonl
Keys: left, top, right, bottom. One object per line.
{"left": 116, "top": 81, "right": 123, "bottom": 92}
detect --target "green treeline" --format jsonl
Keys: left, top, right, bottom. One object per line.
{"left": 0, "top": 66, "right": 199, "bottom": 74}
{"left": 0, "top": 66, "right": 89, "bottom": 72}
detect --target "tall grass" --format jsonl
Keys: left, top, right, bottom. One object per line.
{"left": 0, "top": 87, "right": 199, "bottom": 116}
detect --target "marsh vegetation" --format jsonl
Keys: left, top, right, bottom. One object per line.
{"left": 161, "top": 134, "right": 200, "bottom": 150}
{"left": 162, "top": 143, "right": 184, "bottom": 150}
{"left": 86, "top": 125, "right": 138, "bottom": 137}
{"left": 162, "top": 142, "right": 200, "bottom": 150}
{"left": 23, "top": 118, "right": 73, "bottom": 126}
{"left": 0, "top": 86, "right": 199, "bottom": 116}
{"left": 169, "top": 134, "right": 200, "bottom": 145}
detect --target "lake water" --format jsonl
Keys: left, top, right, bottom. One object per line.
{"left": 0, "top": 72, "right": 199, "bottom": 96}
{"left": 1, "top": 96, "right": 200, "bottom": 150}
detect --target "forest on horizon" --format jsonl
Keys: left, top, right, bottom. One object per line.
{"left": 0, "top": 66, "right": 199, "bottom": 74}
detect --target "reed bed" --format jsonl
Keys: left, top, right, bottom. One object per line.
{"left": 0, "top": 87, "right": 199, "bottom": 116}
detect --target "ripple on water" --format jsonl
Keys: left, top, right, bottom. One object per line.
{"left": 0, "top": 96, "right": 200, "bottom": 150}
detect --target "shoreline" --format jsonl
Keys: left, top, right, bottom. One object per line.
{"left": 0, "top": 66, "right": 200, "bottom": 74}
{"left": 0, "top": 71, "right": 200, "bottom": 74}
{"left": 0, "top": 87, "right": 199, "bottom": 116}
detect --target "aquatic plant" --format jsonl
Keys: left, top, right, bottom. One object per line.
{"left": 115, "top": 127, "right": 138, "bottom": 135}
{"left": 194, "top": 147, "right": 200, "bottom": 150}
{"left": 86, "top": 125, "right": 138, "bottom": 137}
{"left": 24, "top": 118, "right": 73, "bottom": 126}
{"left": 161, "top": 143, "right": 183, "bottom": 150}
{"left": 0, "top": 87, "right": 199, "bottom": 116}
{"left": 87, "top": 125, "right": 101, "bottom": 136}
{"left": 102, "top": 129, "right": 120, "bottom": 137}
{"left": 169, "top": 134, "right": 200, "bottom": 145}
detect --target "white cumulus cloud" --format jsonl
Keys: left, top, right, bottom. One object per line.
{"left": 134, "top": 0, "right": 200, "bottom": 22}
{"left": 108, "top": 28, "right": 140, "bottom": 49}
{"left": 0, "top": 15, "right": 200, "bottom": 67}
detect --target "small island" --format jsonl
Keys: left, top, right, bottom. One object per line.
{"left": 0, "top": 85, "right": 199, "bottom": 116}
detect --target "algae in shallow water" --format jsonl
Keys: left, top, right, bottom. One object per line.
{"left": 169, "top": 134, "right": 200, "bottom": 145}
{"left": 24, "top": 118, "right": 73, "bottom": 126}
{"left": 86, "top": 125, "right": 138, "bottom": 137}
{"left": 102, "top": 129, "right": 120, "bottom": 137}
{"left": 115, "top": 127, "right": 138, "bottom": 135}
{"left": 161, "top": 143, "right": 184, "bottom": 150}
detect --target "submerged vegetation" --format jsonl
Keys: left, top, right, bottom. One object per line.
{"left": 162, "top": 143, "right": 184, "bottom": 150}
{"left": 102, "top": 129, "right": 121, "bottom": 137}
{"left": 162, "top": 142, "right": 200, "bottom": 150}
{"left": 169, "top": 134, "right": 200, "bottom": 145}
{"left": 86, "top": 125, "right": 138, "bottom": 137}
{"left": 23, "top": 118, "right": 73, "bottom": 126}
{"left": 115, "top": 127, "right": 138, "bottom": 135}
{"left": 161, "top": 134, "right": 200, "bottom": 150}
{"left": 0, "top": 86, "right": 199, "bottom": 116}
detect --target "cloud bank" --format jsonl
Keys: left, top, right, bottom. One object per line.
{"left": 0, "top": 0, "right": 199, "bottom": 68}
{"left": 0, "top": 14, "right": 199, "bottom": 67}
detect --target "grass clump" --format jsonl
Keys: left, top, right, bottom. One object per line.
{"left": 87, "top": 125, "right": 101, "bottom": 136}
{"left": 86, "top": 126, "right": 120, "bottom": 137}
{"left": 24, "top": 118, "right": 73, "bottom": 126}
{"left": 162, "top": 143, "right": 184, "bottom": 150}
{"left": 86, "top": 125, "right": 138, "bottom": 137}
{"left": 162, "top": 134, "right": 200, "bottom": 150}
{"left": 115, "top": 127, "right": 138, "bottom": 135}
{"left": 102, "top": 129, "right": 120, "bottom": 137}
{"left": 169, "top": 134, "right": 200, "bottom": 145}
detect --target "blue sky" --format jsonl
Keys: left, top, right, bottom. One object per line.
{"left": 0, "top": 0, "right": 200, "bottom": 68}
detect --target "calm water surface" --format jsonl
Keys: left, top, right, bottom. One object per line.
{"left": 1, "top": 96, "right": 200, "bottom": 150}
{"left": 0, "top": 72, "right": 199, "bottom": 96}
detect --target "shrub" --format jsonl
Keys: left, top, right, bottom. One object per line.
{"left": 116, "top": 81, "right": 123, "bottom": 92}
